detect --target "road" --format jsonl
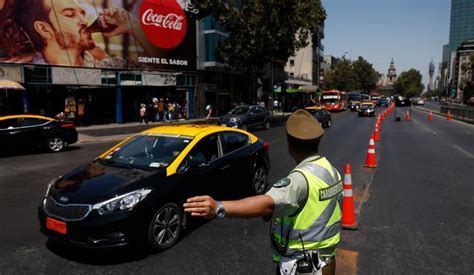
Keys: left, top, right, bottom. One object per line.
{"left": 0, "top": 107, "right": 473, "bottom": 273}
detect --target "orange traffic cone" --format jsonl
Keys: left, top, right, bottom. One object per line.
{"left": 364, "top": 134, "right": 377, "bottom": 168}
{"left": 374, "top": 126, "right": 381, "bottom": 141}
{"left": 405, "top": 110, "right": 411, "bottom": 121}
{"left": 342, "top": 164, "right": 358, "bottom": 230}
{"left": 428, "top": 111, "right": 433, "bottom": 121}
{"left": 447, "top": 110, "right": 452, "bottom": 120}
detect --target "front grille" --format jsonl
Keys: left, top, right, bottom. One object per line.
{"left": 44, "top": 197, "right": 92, "bottom": 221}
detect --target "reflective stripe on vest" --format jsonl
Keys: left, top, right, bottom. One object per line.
{"left": 271, "top": 157, "right": 342, "bottom": 261}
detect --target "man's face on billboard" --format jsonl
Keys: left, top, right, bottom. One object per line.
{"left": 46, "top": 0, "right": 95, "bottom": 51}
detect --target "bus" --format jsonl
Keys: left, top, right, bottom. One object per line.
{"left": 320, "top": 90, "right": 348, "bottom": 111}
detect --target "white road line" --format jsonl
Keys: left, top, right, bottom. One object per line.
{"left": 451, "top": 145, "right": 474, "bottom": 159}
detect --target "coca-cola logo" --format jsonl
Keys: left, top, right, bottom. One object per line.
{"left": 140, "top": 0, "right": 187, "bottom": 49}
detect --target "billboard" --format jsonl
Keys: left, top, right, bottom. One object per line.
{"left": 0, "top": 0, "right": 196, "bottom": 71}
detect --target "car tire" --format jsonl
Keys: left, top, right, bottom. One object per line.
{"left": 47, "top": 137, "right": 65, "bottom": 152}
{"left": 147, "top": 203, "right": 183, "bottom": 251}
{"left": 251, "top": 165, "right": 268, "bottom": 195}
{"left": 240, "top": 123, "right": 248, "bottom": 131}
{"left": 263, "top": 120, "right": 271, "bottom": 130}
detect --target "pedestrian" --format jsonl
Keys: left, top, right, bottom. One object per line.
{"left": 77, "top": 99, "right": 86, "bottom": 126}
{"left": 183, "top": 109, "right": 342, "bottom": 275}
{"left": 205, "top": 104, "right": 213, "bottom": 120}
{"left": 274, "top": 99, "right": 279, "bottom": 112}
{"left": 152, "top": 98, "right": 159, "bottom": 122}
{"left": 139, "top": 103, "right": 149, "bottom": 126}
{"left": 158, "top": 98, "right": 165, "bottom": 122}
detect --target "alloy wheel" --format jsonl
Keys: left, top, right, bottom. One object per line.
{"left": 253, "top": 166, "right": 268, "bottom": 194}
{"left": 152, "top": 205, "right": 181, "bottom": 247}
{"left": 48, "top": 137, "right": 65, "bottom": 152}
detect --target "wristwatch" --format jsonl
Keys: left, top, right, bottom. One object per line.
{"left": 215, "top": 201, "right": 226, "bottom": 218}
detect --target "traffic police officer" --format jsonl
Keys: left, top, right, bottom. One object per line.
{"left": 183, "top": 109, "right": 343, "bottom": 275}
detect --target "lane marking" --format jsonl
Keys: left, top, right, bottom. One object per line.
{"left": 451, "top": 145, "right": 474, "bottom": 159}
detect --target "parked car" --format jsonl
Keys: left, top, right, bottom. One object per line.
{"left": 358, "top": 102, "right": 376, "bottom": 117}
{"left": 305, "top": 106, "right": 332, "bottom": 128}
{"left": 347, "top": 91, "right": 362, "bottom": 111}
{"left": 0, "top": 114, "right": 78, "bottom": 154}
{"left": 395, "top": 96, "right": 411, "bottom": 107}
{"left": 38, "top": 125, "right": 271, "bottom": 251}
{"left": 219, "top": 105, "right": 271, "bottom": 131}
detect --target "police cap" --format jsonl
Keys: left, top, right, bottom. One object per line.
{"left": 286, "top": 109, "right": 324, "bottom": 142}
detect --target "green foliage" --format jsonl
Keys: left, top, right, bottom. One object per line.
{"left": 323, "top": 57, "right": 378, "bottom": 93}
{"left": 394, "top": 69, "right": 424, "bottom": 98}
{"left": 190, "top": 0, "right": 326, "bottom": 75}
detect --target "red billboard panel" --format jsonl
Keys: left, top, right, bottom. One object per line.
{"left": 0, "top": 0, "right": 196, "bottom": 71}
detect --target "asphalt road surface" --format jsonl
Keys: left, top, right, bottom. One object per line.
{"left": 0, "top": 107, "right": 472, "bottom": 273}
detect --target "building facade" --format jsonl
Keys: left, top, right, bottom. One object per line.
{"left": 453, "top": 39, "right": 474, "bottom": 100}
{"left": 0, "top": 0, "right": 198, "bottom": 124}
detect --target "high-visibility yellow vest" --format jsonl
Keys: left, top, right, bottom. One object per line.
{"left": 271, "top": 156, "right": 343, "bottom": 262}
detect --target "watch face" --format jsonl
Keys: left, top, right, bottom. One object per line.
{"left": 217, "top": 208, "right": 225, "bottom": 218}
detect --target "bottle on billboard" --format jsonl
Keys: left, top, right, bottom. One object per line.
{"left": 84, "top": 14, "right": 118, "bottom": 33}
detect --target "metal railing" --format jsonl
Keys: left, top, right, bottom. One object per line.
{"left": 440, "top": 104, "right": 474, "bottom": 122}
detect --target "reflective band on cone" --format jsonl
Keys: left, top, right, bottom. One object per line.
{"left": 374, "top": 126, "right": 381, "bottom": 142}
{"left": 364, "top": 134, "right": 377, "bottom": 168}
{"left": 342, "top": 164, "right": 358, "bottom": 230}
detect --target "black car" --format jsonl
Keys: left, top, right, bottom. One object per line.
{"left": 0, "top": 115, "right": 78, "bottom": 154}
{"left": 358, "top": 102, "right": 376, "bottom": 117}
{"left": 395, "top": 96, "right": 411, "bottom": 107}
{"left": 38, "top": 125, "right": 271, "bottom": 251}
{"left": 219, "top": 105, "right": 271, "bottom": 131}
{"left": 347, "top": 91, "right": 362, "bottom": 111}
{"left": 305, "top": 107, "right": 332, "bottom": 128}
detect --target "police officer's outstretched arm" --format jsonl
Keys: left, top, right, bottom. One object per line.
{"left": 183, "top": 195, "right": 274, "bottom": 219}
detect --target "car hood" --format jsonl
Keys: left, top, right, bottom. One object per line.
{"left": 48, "top": 162, "right": 165, "bottom": 204}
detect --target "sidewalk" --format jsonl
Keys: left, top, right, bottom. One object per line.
{"left": 76, "top": 112, "right": 289, "bottom": 143}
{"left": 76, "top": 117, "right": 216, "bottom": 143}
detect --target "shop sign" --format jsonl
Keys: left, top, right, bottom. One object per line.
{"left": 51, "top": 67, "right": 101, "bottom": 85}
{"left": 143, "top": 73, "right": 177, "bottom": 86}
{"left": 0, "top": 66, "right": 23, "bottom": 83}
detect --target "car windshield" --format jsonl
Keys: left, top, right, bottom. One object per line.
{"left": 229, "top": 106, "right": 249, "bottom": 115}
{"left": 98, "top": 134, "right": 194, "bottom": 170}
{"left": 348, "top": 94, "right": 362, "bottom": 101}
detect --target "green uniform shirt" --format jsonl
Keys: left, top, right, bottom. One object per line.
{"left": 266, "top": 155, "right": 322, "bottom": 217}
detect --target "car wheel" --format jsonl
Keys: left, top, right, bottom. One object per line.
{"left": 252, "top": 165, "right": 268, "bottom": 195}
{"left": 47, "top": 137, "right": 65, "bottom": 152}
{"left": 147, "top": 203, "right": 183, "bottom": 251}
{"left": 263, "top": 120, "right": 271, "bottom": 130}
{"left": 240, "top": 123, "right": 248, "bottom": 131}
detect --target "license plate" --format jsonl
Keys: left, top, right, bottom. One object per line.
{"left": 46, "top": 217, "right": 67, "bottom": 234}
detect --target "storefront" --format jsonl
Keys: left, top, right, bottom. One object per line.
{"left": 0, "top": 0, "right": 197, "bottom": 123}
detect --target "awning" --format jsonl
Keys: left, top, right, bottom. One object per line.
{"left": 274, "top": 86, "right": 320, "bottom": 93}
{"left": 0, "top": 79, "right": 25, "bottom": 90}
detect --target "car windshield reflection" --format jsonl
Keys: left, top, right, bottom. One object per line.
{"left": 229, "top": 106, "right": 249, "bottom": 115}
{"left": 99, "top": 135, "right": 194, "bottom": 170}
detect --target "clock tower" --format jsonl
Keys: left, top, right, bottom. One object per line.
{"left": 387, "top": 58, "right": 397, "bottom": 85}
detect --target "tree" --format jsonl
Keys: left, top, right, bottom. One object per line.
{"left": 352, "top": 57, "right": 378, "bottom": 93}
{"left": 191, "top": 1, "right": 326, "bottom": 94}
{"left": 323, "top": 58, "right": 356, "bottom": 91}
{"left": 394, "top": 69, "right": 424, "bottom": 98}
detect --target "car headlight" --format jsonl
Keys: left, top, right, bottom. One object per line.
{"left": 92, "top": 189, "right": 152, "bottom": 215}
{"left": 230, "top": 117, "right": 240, "bottom": 122}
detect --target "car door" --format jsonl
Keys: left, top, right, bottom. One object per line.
{"left": 0, "top": 118, "right": 18, "bottom": 153}
{"left": 217, "top": 131, "right": 255, "bottom": 199}
{"left": 15, "top": 117, "right": 50, "bottom": 150}
{"left": 176, "top": 134, "right": 225, "bottom": 199}
{"left": 248, "top": 106, "right": 259, "bottom": 127}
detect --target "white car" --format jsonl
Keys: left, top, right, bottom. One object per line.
{"left": 416, "top": 99, "right": 425, "bottom": 105}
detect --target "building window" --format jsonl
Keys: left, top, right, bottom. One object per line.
{"left": 290, "top": 60, "right": 295, "bottom": 67}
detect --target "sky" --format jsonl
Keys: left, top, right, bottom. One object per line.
{"left": 321, "top": 0, "right": 451, "bottom": 88}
